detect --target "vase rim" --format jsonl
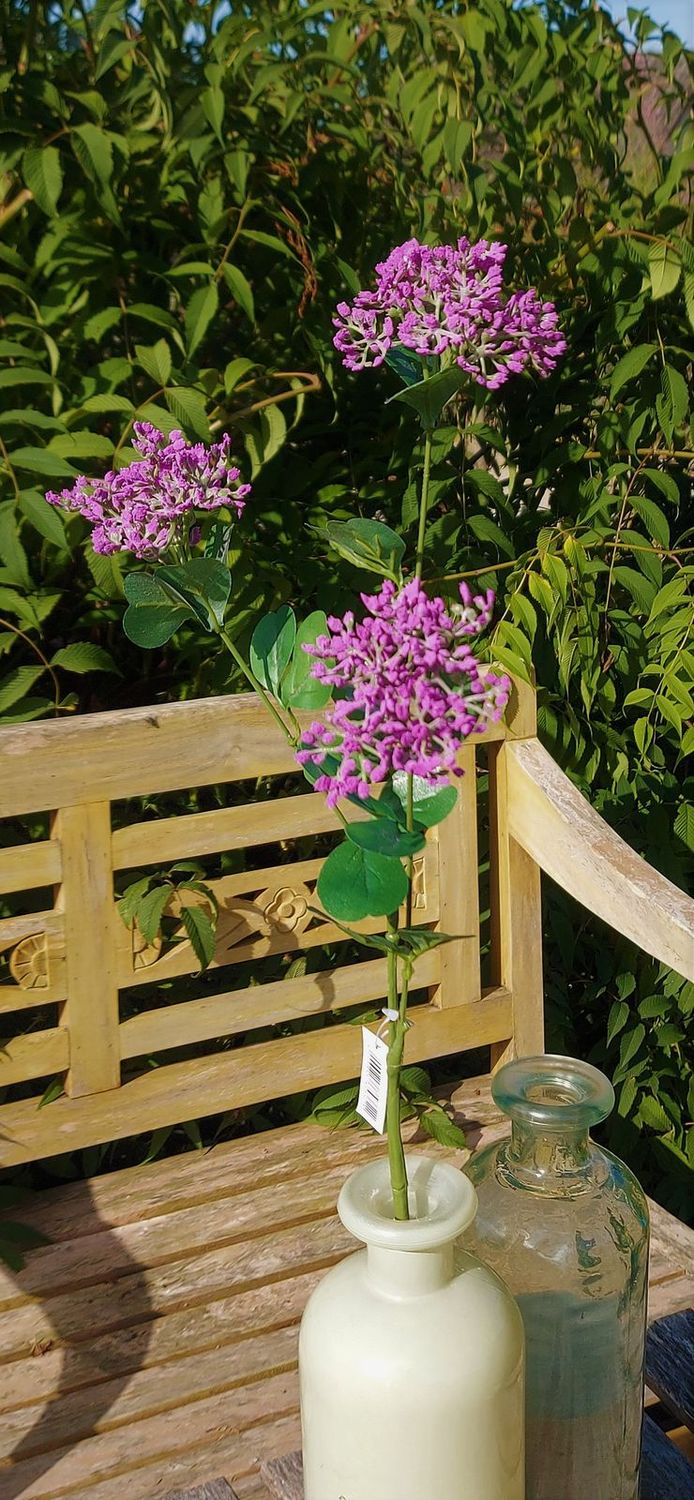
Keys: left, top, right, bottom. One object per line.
{"left": 337, "top": 1154, "right": 477, "bottom": 1250}
{"left": 492, "top": 1054, "right": 615, "bottom": 1130}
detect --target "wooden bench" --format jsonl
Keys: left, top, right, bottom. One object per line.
{"left": 0, "top": 682, "right": 692, "bottom": 1499}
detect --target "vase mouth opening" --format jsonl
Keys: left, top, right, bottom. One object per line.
{"left": 337, "top": 1154, "right": 478, "bottom": 1250}
{"left": 492, "top": 1054, "right": 614, "bottom": 1130}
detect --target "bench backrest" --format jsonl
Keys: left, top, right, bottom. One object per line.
{"left": 0, "top": 680, "right": 542, "bottom": 1165}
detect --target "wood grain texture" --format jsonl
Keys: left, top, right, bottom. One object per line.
{"left": 641, "top": 1412, "right": 694, "bottom": 1500}
{"left": 0, "top": 691, "right": 509, "bottom": 820}
{"left": 488, "top": 740, "right": 544, "bottom": 1069}
{"left": 112, "top": 793, "right": 368, "bottom": 872}
{"left": 0, "top": 991, "right": 511, "bottom": 1166}
{"left": 260, "top": 1452, "right": 303, "bottom": 1500}
{"left": 163, "top": 1482, "right": 240, "bottom": 1500}
{"left": 645, "top": 1310, "right": 694, "bottom": 1431}
{"left": 0, "top": 839, "right": 61, "bottom": 895}
{"left": 0, "top": 1026, "right": 69, "bottom": 1086}
{"left": 53, "top": 803, "right": 120, "bottom": 1096}
{"left": 507, "top": 737, "right": 694, "bottom": 982}
{"left": 431, "top": 744, "right": 480, "bottom": 1010}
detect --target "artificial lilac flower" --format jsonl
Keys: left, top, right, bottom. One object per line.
{"left": 295, "top": 577, "right": 510, "bottom": 806}
{"left": 332, "top": 236, "right": 566, "bottom": 391}
{"left": 46, "top": 423, "right": 250, "bottom": 558}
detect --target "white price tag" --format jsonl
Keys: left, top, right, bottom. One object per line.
{"left": 356, "top": 1026, "right": 389, "bottom": 1134}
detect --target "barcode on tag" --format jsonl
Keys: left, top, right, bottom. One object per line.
{"left": 356, "top": 1026, "right": 389, "bottom": 1134}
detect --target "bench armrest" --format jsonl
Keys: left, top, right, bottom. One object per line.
{"left": 506, "top": 738, "right": 694, "bottom": 983}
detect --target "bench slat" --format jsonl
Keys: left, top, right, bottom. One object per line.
{"left": 646, "top": 1310, "right": 694, "bottom": 1433}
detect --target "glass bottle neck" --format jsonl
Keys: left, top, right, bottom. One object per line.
{"left": 499, "top": 1119, "right": 605, "bottom": 1195}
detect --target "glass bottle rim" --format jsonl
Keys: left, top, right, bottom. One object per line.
{"left": 492, "top": 1054, "right": 614, "bottom": 1130}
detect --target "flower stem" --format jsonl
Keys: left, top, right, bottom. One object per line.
{"left": 414, "top": 426, "right": 433, "bottom": 582}
{"left": 386, "top": 938, "right": 409, "bottom": 1220}
{"left": 216, "top": 624, "right": 297, "bottom": 745}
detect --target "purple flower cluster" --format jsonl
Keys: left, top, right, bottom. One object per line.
{"left": 296, "top": 578, "right": 510, "bottom": 806}
{"left": 46, "top": 423, "right": 250, "bottom": 558}
{"left": 333, "top": 237, "right": 566, "bottom": 390}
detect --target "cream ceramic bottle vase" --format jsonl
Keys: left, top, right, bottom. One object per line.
{"left": 299, "top": 1154, "right": 525, "bottom": 1500}
{"left": 464, "top": 1056, "right": 649, "bottom": 1500}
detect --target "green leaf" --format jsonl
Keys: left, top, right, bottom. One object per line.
{"left": 181, "top": 902, "right": 217, "bottom": 969}
{"left": 156, "top": 558, "right": 232, "bottom": 629}
{"left": 117, "top": 875, "right": 151, "bottom": 927}
{"left": 384, "top": 347, "right": 425, "bottom": 387}
{"left": 683, "top": 271, "right": 694, "bottom": 333}
{"left": 222, "top": 263, "right": 255, "bottom": 323}
{"left": 346, "top": 819, "right": 426, "bottom": 858}
{"left": 49, "top": 433, "right": 114, "bottom": 460}
{"left": 317, "top": 518, "right": 405, "bottom": 583}
{"left": 22, "top": 145, "right": 63, "bottom": 216}
{"left": 638, "top": 1095, "right": 672, "bottom": 1133}
{"left": 648, "top": 242, "right": 681, "bottom": 300}
{"left": 391, "top": 773, "right": 458, "bottom": 828}
{"left": 164, "top": 386, "right": 210, "bottom": 440}
{"left": 16, "top": 489, "right": 67, "bottom": 549}
{"left": 122, "top": 573, "right": 193, "bottom": 648}
{"left": 201, "top": 85, "right": 225, "bottom": 140}
{"left": 618, "top": 1023, "right": 646, "bottom": 1071}
{"left": 467, "top": 512, "right": 515, "bottom": 557}
{"left": 9, "top": 447, "right": 76, "bottom": 478}
{"left": 388, "top": 364, "right": 468, "bottom": 428}
{"left": 246, "top": 405, "right": 287, "bottom": 475}
{"left": 184, "top": 283, "right": 219, "bottom": 357}
{"left": 51, "top": 642, "right": 119, "bottom": 674}
{"left": 0, "top": 368, "right": 52, "bottom": 389}
{"left": 281, "top": 610, "right": 332, "bottom": 710}
{"left": 674, "top": 803, "right": 694, "bottom": 852}
{"left": 0, "top": 665, "right": 45, "bottom": 713}
{"left": 72, "top": 122, "right": 114, "bottom": 184}
{"left": 137, "top": 884, "right": 171, "bottom": 944}
{"left": 609, "top": 344, "right": 657, "bottom": 400}
{"left": 630, "top": 496, "right": 669, "bottom": 548}
{"left": 317, "top": 840, "right": 408, "bottom": 921}
{"left": 643, "top": 469, "right": 679, "bottom": 505}
{"left": 419, "top": 1107, "right": 468, "bottom": 1149}
{"left": 0, "top": 504, "right": 30, "bottom": 587}
{"left": 224, "top": 357, "right": 255, "bottom": 395}
{"left": 662, "top": 364, "right": 688, "bottom": 430}
{"left": 250, "top": 605, "right": 296, "bottom": 694}
{"left": 136, "top": 340, "right": 172, "bottom": 387}
{"left": 607, "top": 999, "right": 629, "bottom": 1047}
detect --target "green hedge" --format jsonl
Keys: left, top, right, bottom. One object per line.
{"left": 0, "top": 0, "right": 692, "bottom": 1215}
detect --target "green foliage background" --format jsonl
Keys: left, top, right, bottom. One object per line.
{"left": 0, "top": 0, "right": 692, "bottom": 1218}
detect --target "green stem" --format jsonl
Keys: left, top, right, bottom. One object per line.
{"left": 385, "top": 938, "right": 409, "bottom": 1220}
{"left": 216, "top": 624, "right": 297, "bottom": 745}
{"left": 415, "top": 426, "right": 433, "bottom": 582}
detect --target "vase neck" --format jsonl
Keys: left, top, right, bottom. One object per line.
{"left": 366, "top": 1242, "right": 455, "bottom": 1296}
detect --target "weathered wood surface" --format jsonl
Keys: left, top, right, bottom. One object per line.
{"left": 645, "top": 1309, "right": 694, "bottom": 1432}
{"left": 163, "top": 1483, "right": 240, "bottom": 1500}
{"left": 507, "top": 737, "right": 694, "bottom": 983}
{"left": 260, "top": 1452, "right": 303, "bottom": 1500}
{"left": 642, "top": 1413, "right": 694, "bottom": 1500}
{"left": 0, "top": 1074, "right": 690, "bottom": 1500}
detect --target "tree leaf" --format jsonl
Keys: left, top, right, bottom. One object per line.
{"left": 122, "top": 573, "right": 193, "bottom": 648}
{"left": 180, "top": 902, "right": 217, "bottom": 969}
{"left": 607, "top": 999, "right": 629, "bottom": 1047}
{"left": 51, "top": 642, "right": 119, "bottom": 674}
{"left": 250, "top": 605, "right": 296, "bottom": 694}
{"left": 136, "top": 884, "right": 171, "bottom": 944}
{"left": 136, "top": 340, "right": 172, "bottom": 387}
{"left": 72, "top": 122, "right": 114, "bottom": 185}
{"left": 648, "top": 242, "right": 681, "bottom": 300}
{"left": 164, "top": 386, "right": 210, "bottom": 440}
{"left": 0, "top": 665, "right": 45, "bottom": 713}
{"left": 384, "top": 347, "right": 425, "bottom": 387}
{"left": 10, "top": 447, "right": 77, "bottom": 478}
{"left": 609, "top": 344, "right": 657, "bottom": 400}
{"left": 22, "top": 145, "right": 63, "bottom": 216}
{"left": 316, "top": 518, "right": 405, "bottom": 583}
{"left": 222, "top": 263, "right": 255, "bottom": 323}
{"left": 317, "top": 840, "right": 408, "bottom": 921}
{"left": 419, "top": 1107, "right": 468, "bottom": 1149}
{"left": 184, "top": 283, "right": 219, "bottom": 357}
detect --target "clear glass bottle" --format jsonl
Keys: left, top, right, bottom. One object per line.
{"left": 463, "top": 1055, "right": 649, "bottom": 1500}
